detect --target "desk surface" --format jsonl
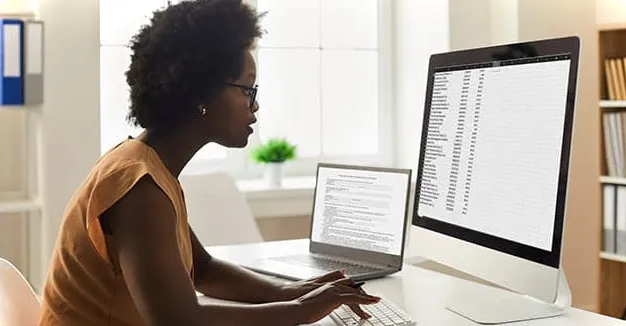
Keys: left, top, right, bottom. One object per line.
{"left": 204, "top": 239, "right": 625, "bottom": 326}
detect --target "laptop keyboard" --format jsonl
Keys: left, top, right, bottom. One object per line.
{"left": 271, "top": 254, "right": 385, "bottom": 276}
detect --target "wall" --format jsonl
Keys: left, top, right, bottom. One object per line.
{"left": 393, "top": 0, "right": 449, "bottom": 172}
{"left": 448, "top": 0, "right": 491, "bottom": 51}
{"left": 489, "top": 0, "right": 518, "bottom": 46}
{"left": 598, "top": 0, "right": 626, "bottom": 25}
{"left": 448, "top": 0, "right": 518, "bottom": 51}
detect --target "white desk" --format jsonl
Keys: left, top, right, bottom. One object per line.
{"left": 204, "top": 239, "right": 625, "bottom": 326}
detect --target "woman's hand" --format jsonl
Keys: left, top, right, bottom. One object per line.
{"left": 291, "top": 278, "right": 381, "bottom": 324}
{"left": 277, "top": 270, "right": 378, "bottom": 319}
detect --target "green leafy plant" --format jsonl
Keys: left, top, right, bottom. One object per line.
{"left": 251, "top": 138, "right": 297, "bottom": 164}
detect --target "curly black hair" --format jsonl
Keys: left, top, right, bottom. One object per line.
{"left": 125, "top": 0, "right": 263, "bottom": 131}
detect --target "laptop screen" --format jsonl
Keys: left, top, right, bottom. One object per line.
{"left": 310, "top": 165, "right": 410, "bottom": 256}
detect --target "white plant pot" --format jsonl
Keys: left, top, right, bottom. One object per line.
{"left": 265, "top": 162, "right": 284, "bottom": 188}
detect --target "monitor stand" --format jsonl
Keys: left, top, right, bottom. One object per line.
{"left": 445, "top": 269, "right": 571, "bottom": 325}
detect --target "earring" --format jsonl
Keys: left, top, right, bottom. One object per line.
{"left": 200, "top": 105, "right": 209, "bottom": 116}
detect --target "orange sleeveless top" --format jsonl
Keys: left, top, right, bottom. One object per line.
{"left": 37, "top": 138, "right": 194, "bottom": 326}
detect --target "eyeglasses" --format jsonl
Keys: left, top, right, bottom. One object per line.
{"left": 227, "top": 82, "right": 258, "bottom": 109}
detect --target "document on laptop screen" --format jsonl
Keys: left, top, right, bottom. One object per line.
{"left": 310, "top": 166, "right": 409, "bottom": 255}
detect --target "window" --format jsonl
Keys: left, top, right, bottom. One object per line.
{"left": 99, "top": 0, "right": 392, "bottom": 179}
{"left": 255, "top": 0, "right": 393, "bottom": 175}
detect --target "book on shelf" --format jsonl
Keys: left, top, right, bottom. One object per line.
{"left": 602, "top": 111, "right": 626, "bottom": 178}
{"left": 602, "top": 111, "right": 626, "bottom": 177}
{"left": 603, "top": 184, "right": 626, "bottom": 256}
{"left": 603, "top": 57, "right": 626, "bottom": 100}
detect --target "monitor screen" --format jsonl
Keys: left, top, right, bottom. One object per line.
{"left": 417, "top": 55, "right": 570, "bottom": 252}
{"left": 414, "top": 38, "right": 579, "bottom": 268}
{"left": 310, "top": 165, "right": 410, "bottom": 256}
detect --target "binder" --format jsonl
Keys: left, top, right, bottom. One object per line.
{"left": 603, "top": 113, "right": 618, "bottom": 176}
{"left": 24, "top": 20, "right": 43, "bottom": 105}
{"left": 615, "top": 113, "right": 625, "bottom": 177}
{"left": 604, "top": 184, "right": 616, "bottom": 253}
{"left": 605, "top": 59, "right": 616, "bottom": 100}
{"left": 0, "top": 19, "right": 23, "bottom": 105}
{"left": 609, "top": 113, "right": 623, "bottom": 177}
{"left": 617, "top": 186, "right": 626, "bottom": 255}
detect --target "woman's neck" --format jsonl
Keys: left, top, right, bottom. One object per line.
{"left": 136, "top": 127, "right": 208, "bottom": 178}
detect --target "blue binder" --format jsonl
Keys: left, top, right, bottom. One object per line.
{"left": 0, "top": 19, "right": 24, "bottom": 105}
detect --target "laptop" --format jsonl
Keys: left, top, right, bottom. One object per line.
{"left": 237, "top": 163, "right": 412, "bottom": 281}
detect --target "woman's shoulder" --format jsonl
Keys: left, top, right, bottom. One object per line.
{"left": 92, "top": 138, "right": 162, "bottom": 180}
{"left": 88, "top": 138, "right": 180, "bottom": 200}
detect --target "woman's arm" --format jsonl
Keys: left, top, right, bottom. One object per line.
{"left": 189, "top": 228, "right": 287, "bottom": 303}
{"left": 102, "top": 175, "right": 300, "bottom": 326}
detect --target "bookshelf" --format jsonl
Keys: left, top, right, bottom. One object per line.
{"left": 600, "top": 100, "right": 626, "bottom": 108}
{"left": 600, "top": 251, "right": 626, "bottom": 264}
{"left": 599, "top": 176, "right": 626, "bottom": 185}
{"left": 598, "top": 25, "right": 626, "bottom": 319}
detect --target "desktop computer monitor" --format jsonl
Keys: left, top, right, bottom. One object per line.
{"left": 412, "top": 36, "right": 580, "bottom": 323}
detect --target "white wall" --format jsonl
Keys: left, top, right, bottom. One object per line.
{"left": 489, "top": 0, "right": 518, "bottom": 46}
{"left": 448, "top": 0, "right": 491, "bottom": 51}
{"left": 448, "top": 0, "right": 518, "bottom": 51}
{"left": 597, "top": 0, "right": 626, "bottom": 25}
{"left": 393, "top": 0, "right": 449, "bottom": 172}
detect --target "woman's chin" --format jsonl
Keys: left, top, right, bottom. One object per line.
{"left": 236, "top": 138, "right": 249, "bottom": 148}
{"left": 216, "top": 132, "right": 252, "bottom": 148}
{"left": 227, "top": 137, "right": 250, "bottom": 148}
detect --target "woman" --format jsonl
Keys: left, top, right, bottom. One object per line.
{"left": 37, "top": 0, "right": 380, "bottom": 325}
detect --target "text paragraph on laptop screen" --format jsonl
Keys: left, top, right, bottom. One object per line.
{"left": 311, "top": 166, "right": 409, "bottom": 255}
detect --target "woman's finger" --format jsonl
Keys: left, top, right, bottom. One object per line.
{"left": 331, "top": 280, "right": 373, "bottom": 296}
{"left": 347, "top": 303, "right": 371, "bottom": 319}
{"left": 337, "top": 293, "right": 380, "bottom": 305}
{"left": 331, "top": 283, "right": 381, "bottom": 302}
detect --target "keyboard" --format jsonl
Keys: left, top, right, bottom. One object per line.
{"left": 330, "top": 296, "right": 417, "bottom": 325}
{"left": 271, "top": 254, "right": 384, "bottom": 276}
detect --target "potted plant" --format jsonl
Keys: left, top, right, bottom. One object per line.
{"left": 250, "top": 138, "right": 297, "bottom": 187}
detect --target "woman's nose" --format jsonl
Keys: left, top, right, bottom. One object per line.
{"left": 252, "top": 100, "right": 259, "bottom": 113}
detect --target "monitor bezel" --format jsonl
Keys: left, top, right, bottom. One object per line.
{"left": 309, "top": 163, "right": 412, "bottom": 268}
{"left": 412, "top": 36, "right": 580, "bottom": 268}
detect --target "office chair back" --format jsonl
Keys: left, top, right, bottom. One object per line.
{"left": 179, "top": 172, "right": 264, "bottom": 245}
{"left": 0, "top": 258, "right": 40, "bottom": 326}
